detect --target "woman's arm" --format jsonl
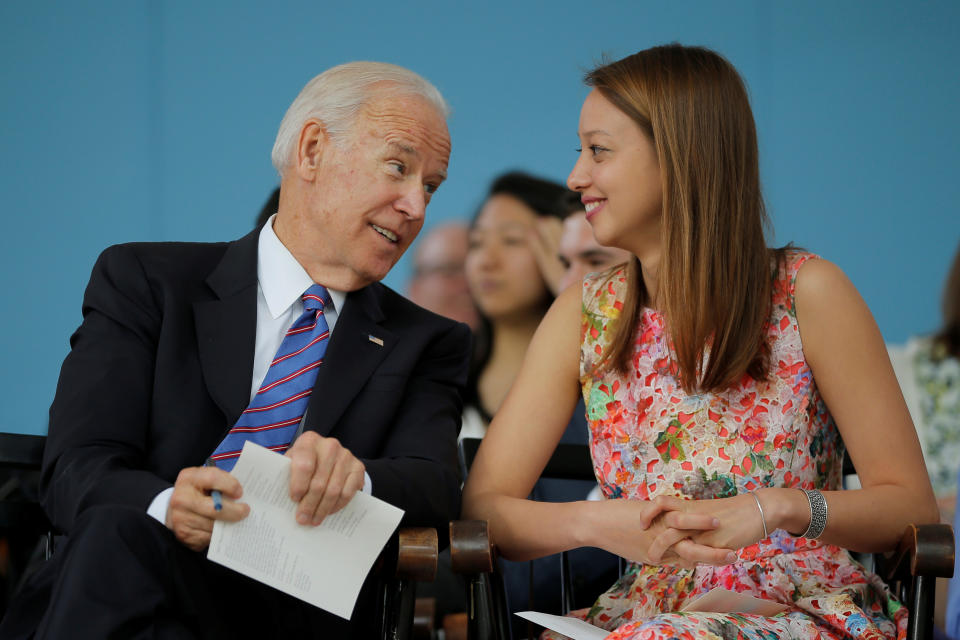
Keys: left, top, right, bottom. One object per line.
{"left": 462, "top": 284, "right": 735, "bottom": 565}
{"left": 686, "top": 258, "right": 939, "bottom": 553}
{"left": 785, "top": 257, "right": 939, "bottom": 549}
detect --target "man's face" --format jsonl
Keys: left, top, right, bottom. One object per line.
{"left": 557, "top": 211, "right": 632, "bottom": 291}
{"left": 280, "top": 90, "right": 451, "bottom": 291}
{"left": 408, "top": 225, "right": 479, "bottom": 328}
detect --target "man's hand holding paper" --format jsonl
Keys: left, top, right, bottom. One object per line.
{"left": 286, "top": 430, "right": 366, "bottom": 526}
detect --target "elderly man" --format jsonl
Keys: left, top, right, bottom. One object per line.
{"left": 5, "top": 62, "right": 470, "bottom": 638}
{"left": 407, "top": 222, "right": 479, "bottom": 330}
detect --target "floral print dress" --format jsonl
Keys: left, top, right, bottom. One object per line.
{"left": 546, "top": 250, "right": 907, "bottom": 640}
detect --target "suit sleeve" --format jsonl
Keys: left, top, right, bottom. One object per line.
{"left": 363, "top": 321, "right": 471, "bottom": 541}
{"left": 42, "top": 244, "right": 171, "bottom": 532}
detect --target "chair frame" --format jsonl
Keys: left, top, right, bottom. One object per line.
{"left": 458, "top": 437, "right": 605, "bottom": 619}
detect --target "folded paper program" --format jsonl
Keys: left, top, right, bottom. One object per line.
{"left": 207, "top": 441, "right": 404, "bottom": 619}
{"left": 518, "top": 589, "right": 790, "bottom": 640}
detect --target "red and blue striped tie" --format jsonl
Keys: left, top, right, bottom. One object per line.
{"left": 209, "top": 284, "right": 332, "bottom": 471}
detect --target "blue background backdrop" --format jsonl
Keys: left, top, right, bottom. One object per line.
{"left": 2, "top": 1, "right": 958, "bottom": 436}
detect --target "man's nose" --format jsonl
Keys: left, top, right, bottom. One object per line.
{"left": 559, "top": 264, "right": 584, "bottom": 293}
{"left": 397, "top": 184, "right": 427, "bottom": 220}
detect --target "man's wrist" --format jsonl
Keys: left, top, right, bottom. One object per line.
{"left": 147, "top": 486, "right": 175, "bottom": 526}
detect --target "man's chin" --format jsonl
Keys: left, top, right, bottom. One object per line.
{"left": 353, "top": 261, "right": 398, "bottom": 288}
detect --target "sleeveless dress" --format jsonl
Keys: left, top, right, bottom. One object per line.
{"left": 547, "top": 250, "right": 907, "bottom": 640}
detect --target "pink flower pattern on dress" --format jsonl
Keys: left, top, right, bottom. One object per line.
{"left": 543, "top": 250, "right": 907, "bottom": 640}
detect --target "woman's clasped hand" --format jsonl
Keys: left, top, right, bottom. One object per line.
{"left": 583, "top": 494, "right": 737, "bottom": 568}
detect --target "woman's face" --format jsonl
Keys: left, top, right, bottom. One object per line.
{"left": 465, "top": 194, "right": 551, "bottom": 322}
{"left": 567, "top": 89, "right": 662, "bottom": 256}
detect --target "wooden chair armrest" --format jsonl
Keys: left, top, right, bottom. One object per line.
{"left": 449, "top": 519, "right": 494, "bottom": 574}
{"left": 448, "top": 520, "right": 512, "bottom": 640}
{"left": 396, "top": 526, "right": 439, "bottom": 582}
{"left": 876, "top": 523, "right": 955, "bottom": 583}
{"left": 376, "top": 527, "right": 439, "bottom": 639}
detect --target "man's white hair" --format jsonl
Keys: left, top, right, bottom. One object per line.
{"left": 271, "top": 61, "right": 450, "bottom": 176}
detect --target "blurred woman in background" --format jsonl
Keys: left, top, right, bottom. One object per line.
{"left": 889, "top": 240, "right": 960, "bottom": 523}
{"left": 461, "top": 171, "right": 566, "bottom": 438}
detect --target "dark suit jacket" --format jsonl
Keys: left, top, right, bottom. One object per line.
{"left": 40, "top": 227, "right": 470, "bottom": 628}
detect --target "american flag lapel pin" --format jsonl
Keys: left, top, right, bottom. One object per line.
{"left": 368, "top": 334, "right": 384, "bottom": 347}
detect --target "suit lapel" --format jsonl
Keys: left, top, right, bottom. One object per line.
{"left": 305, "top": 284, "right": 396, "bottom": 437}
{"left": 194, "top": 229, "right": 259, "bottom": 426}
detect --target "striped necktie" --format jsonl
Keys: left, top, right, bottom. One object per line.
{"left": 209, "top": 284, "right": 332, "bottom": 471}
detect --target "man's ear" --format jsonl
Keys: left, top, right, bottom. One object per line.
{"left": 295, "top": 119, "right": 329, "bottom": 181}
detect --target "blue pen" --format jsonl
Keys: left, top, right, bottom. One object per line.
{"left": 205, "top": 458, "right": 223, "bottom": 512}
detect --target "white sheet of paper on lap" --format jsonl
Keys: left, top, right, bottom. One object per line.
{"left": 680, "top": 587, "right": 789, "bottom": 616}
{"left": 517, "top": 587, "right": 789, "bottom": 640}
{"left": 207, "top": 441, "right": 404, "bottom": 619}
{"left": 515, "top": 611, "right": 609, "bottom": 640}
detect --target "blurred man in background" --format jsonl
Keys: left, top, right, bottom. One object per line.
{"left": 408, "top": 222, "right": 479, "bottom": 330}
{"left": 530, "top": 191, "right": 632, "bottom": 296}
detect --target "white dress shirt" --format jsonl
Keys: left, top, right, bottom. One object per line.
{"left": 147, "top": 215, "right": 369, "bottom": 524}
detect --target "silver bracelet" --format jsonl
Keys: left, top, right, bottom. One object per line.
{"left": 800, "top": 489, "right": 828, "bottom": 539}
{"left": 750, "top": 491, "right": 768, "bottom": 539}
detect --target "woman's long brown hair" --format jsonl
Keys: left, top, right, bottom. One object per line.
{"left": 588, "top": 45, "right": 776, "bottom": 393}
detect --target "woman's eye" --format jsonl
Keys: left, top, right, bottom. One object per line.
{"left": 576, "top": 145, "right": 608, "bottom": 157}
{"left": 424, "top": 183, "right": 439, "bottom": 195}
{"left": 389, "top": 161, "right": 406, "bottom": 175}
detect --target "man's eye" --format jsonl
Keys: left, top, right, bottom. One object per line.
{"left": 389, "top": 161, "right": 406, "bottom": 175}
{"left": 424, "top": 183, "right": 439, "bottom": 195}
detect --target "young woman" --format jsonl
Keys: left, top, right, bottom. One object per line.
{"left": 462, "top": 45, "right": 939, "bottom": 639}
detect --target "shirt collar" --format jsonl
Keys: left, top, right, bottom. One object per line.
{"left": 257, "top": 214, "right": 347, "bottom": 319}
